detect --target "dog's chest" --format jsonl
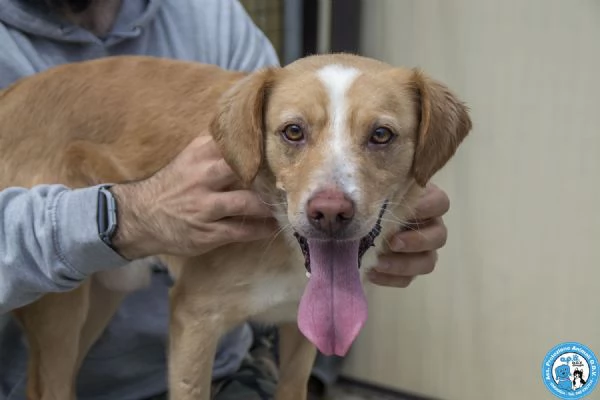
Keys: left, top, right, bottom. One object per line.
{"left": 246, "top": 251, "right": 308, "bottom": 324}
{"left": 245, "top": 242, "right": 382, "bottom": 325}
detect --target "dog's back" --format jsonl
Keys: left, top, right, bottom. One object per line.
{"left": 0, "top": 56, "right": 243, "bottom": 189}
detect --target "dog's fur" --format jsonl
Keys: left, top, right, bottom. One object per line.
{"left": 0, "top": 53, "right": 472, "bottom": 400}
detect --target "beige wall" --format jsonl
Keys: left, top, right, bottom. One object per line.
{"left": 342, "top": 1, "right": 600, "bottom": 399}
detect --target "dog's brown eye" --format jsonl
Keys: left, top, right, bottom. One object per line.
{"left": 282, "top": 124, "right": 304, "bottom": 142}
{"left": 369, "top": 127, "right": 395, "bottom": 145}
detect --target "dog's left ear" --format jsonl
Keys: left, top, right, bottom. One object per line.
{"left": 410, "top": 69, "right": 472, "bottom": 186}
{"left": 211, "top": 68, "right": 275, "bottom": 186}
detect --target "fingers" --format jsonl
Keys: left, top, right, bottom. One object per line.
{"left": 368, "top": 250, "right": 438, "bottom": 288}
{"left": 209, "top": 190, "right": 274, "bottom": 219}
{"left": 373, "top": 250, "right": 438, "bottom": 277}
{"left": 204, "top": 158, "right": 240, "bottom": 190}
{"left": 366, "top": 184, "right": 449, "bottom": 289}
{"left": 367, "top": 271, "right": 415, "bottom": 288}
{"left": 186, "top": 137, "right": 240, "bottom": 189}
{"left": 410, "top": 183, "right": 450, "bottom": 222}
{"left": 389, "top": 217, "right": 447, "bottom": 253}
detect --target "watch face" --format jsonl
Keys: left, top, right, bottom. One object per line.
{"left": 97, "top": 186, "right": 118, "bottom": 246}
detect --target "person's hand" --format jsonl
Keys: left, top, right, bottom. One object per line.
{"left": 368, "top": 183, "right": 450, "bottom": 287}
{"left": 110, "top": 135, "right": 277, "bottom": 259}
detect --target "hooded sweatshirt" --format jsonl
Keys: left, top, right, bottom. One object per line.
{"left": 0, "top": 1, "right": 279, "bottom": 399}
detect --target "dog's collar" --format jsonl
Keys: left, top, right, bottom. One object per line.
{"left": 293, "top": 200, "right": 389, "bottom": 272}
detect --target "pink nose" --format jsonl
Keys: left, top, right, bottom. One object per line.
{"left": 306, "top": 189, "right": 355, "bottom": 235}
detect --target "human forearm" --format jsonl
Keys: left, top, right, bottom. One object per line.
{"left": 0, "top": 185, "right": 128, "bottom": 313}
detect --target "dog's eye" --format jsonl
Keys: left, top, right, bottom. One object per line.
{"left": 369, "top": 127, "right": 395, "bottom": 145}
{"left": 281, "top": 124, "right": 305, "bottom": 142}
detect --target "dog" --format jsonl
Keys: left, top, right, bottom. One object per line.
{"left": 0, "top": 53, "right": 472, "bottom": 400}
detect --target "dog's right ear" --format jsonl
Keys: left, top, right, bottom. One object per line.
{"left": 211, "top": 68, "right": 274, "bottom": 186}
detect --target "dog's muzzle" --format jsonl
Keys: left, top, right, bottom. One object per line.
{"left": 293, "top": 201, "right": 388, "bottom": 272}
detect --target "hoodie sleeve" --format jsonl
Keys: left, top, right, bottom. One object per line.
{"left": 0, "top": 28, "right": 129, "bottom": 314}
{"left": 0, "top": 185, "right": 130, "bottom": 313}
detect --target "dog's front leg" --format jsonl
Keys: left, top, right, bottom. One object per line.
{"left": 12, "top": 282, "right": 91, "bottom": 400}
{"left": 168, "top": 285, "right": 223, "bottom": 400}
{"left": 275, "top": 322, "right": 317, "bottom": 400}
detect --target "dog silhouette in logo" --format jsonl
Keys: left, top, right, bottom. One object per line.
{"left": 555, "top": 358, "right": 573, "bottom": 391}
{"left": 573, "top": 368, "right": 587, "bottom": 389}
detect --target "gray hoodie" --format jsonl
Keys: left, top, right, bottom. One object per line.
{"left": 0, "top": 0, "right": 279, "bottom": 399}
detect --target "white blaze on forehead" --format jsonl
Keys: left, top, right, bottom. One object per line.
{"left": 315, "top": 64, "right": 361, "bottom": 199}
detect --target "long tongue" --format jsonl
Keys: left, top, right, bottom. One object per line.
{"left": 297, "top": 240, "right": 367, "bottom": 356}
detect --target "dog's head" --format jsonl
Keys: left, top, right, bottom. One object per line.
{"left": 211, "top": 53, "right": 472, "bottom": 356}
{"left": 555, "top": 364, "right": 571, "bottom": 379}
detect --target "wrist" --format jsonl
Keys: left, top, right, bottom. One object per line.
{"left": 109, "top": 183, "right": 157, "bottom": 260}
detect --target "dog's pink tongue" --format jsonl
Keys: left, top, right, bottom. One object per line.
{"left": 298, "top": 240, "right": 367, "bottom": 356}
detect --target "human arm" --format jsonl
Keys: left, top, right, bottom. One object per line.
{"left": 0, "top": 185, "right": 129, "bottom": 313}
{"left": 0, "top": 136, "right": 277, "bottom": 313}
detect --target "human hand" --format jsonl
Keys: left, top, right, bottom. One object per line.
{"left": 368, "top": 183, "right": 450, "bottom": 287}
{"left": 110, "top": 135, "right": 277, "bottom": 259}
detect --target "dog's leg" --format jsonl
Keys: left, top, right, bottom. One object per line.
{"left": 75, "top": 277, "right": 126, "bottom": 371}
{"left": 275, "top": 322, "right": 317, "bottom": 400}
{"left": 12, "top": 282, "right": 91, "bottom": 400}
{"left": 167, "top": 282, "right": 225, "bottom": 400}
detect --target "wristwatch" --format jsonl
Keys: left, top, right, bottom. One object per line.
{"left": 97, "top": 185, "right": 118, "bottom": 249}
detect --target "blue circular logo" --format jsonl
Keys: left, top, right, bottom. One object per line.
{"left": 542, "top": 342, "right": 598, "bottom": 399}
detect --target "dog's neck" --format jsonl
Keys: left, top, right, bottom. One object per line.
{"left": 61, "top": 0, "right": 122, "bottom": 37}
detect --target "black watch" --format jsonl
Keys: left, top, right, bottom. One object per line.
{"left": 97, "top": 185, "right": 118, "bottom": 248}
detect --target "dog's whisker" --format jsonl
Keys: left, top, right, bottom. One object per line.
{"left": 260, "top": 200, "right": 289, "bottom": 207}
{"left": 385, "top": 200, "right": 422, "bottom": 224}
{"left": 381, "top": 234, "right": 394, "bottom": 249}
{"left": 256, "top": 194, "right": 289, "bottom": 208}
{"left": 259, "top": 223, "right": 293, "bottom": 263}
{"left": 378, "top": 216, "right": 425, "bottom": 235}
{"left": 396, "top": 202, "right": 420, "bottom": 221}
{"left": 379, "top": 217, "right": 415, "bottom": 231}
{"left": 380, "top": 218, "right": 430, "bottom": 242}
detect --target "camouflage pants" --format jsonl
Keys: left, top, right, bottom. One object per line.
{"left": 147, "top": 324, "right": 337, "bottom": 400}
{"left": 210, "top": 326, "right": 280, "bottom": 400}
{"left": 147, "top": 325, "right": 280, "bottom": 400}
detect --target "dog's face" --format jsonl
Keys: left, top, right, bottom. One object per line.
{"left": 264, "top": 63, "right": 419, "bottom": 241}
{"left": 212, "top": 54, "right": 471, "bottom": 356}
{"left": 213, "top": 54, "right": 470, "bottom": 239}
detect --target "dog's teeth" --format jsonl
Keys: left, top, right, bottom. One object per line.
{"left": 305, "top": 271, "right": 311, "bottom": 278}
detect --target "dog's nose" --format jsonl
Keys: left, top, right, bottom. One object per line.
{"left": 307, "top": 189, "right": 355, "bottom": 235}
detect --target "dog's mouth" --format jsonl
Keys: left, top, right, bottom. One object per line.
{"left": 292, "top": 202, "right": 387, "bottom": 357}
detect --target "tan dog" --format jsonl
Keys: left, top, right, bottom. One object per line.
{"left": 0, "top": 53, "right": 472, "bottom": 400}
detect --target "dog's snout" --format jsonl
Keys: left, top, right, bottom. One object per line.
{"left": 307, "top": 189, "right": 355, "bottom": 235}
